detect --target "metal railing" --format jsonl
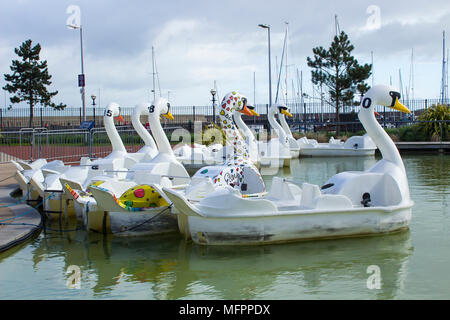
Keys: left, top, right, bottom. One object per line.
{"left": 1, "top": 98, "right": 447, "bottom": 131}
{"left": 0, "top": 118, "right": 448, "bottom": 164}
{"left": 0, "top": 127, "right": 146, "bottom": 164}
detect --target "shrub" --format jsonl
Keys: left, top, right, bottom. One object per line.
{"left": 418, "top": 104, "right": 449, "bottom": 141}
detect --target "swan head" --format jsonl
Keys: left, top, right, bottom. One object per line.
{"left": 220, "top": 91, "right": 253, "bottom": 117}
{"left": 134, "top": 102, "right": 150, "bottom": 116}
{"left": 105, "top": 103, "right": 124, "bottom": 122}
{"left": 149, "top": 97, "right": 174, "bottom": 121}
{"left": 361, "top": 85, "right": 410, "bottom": 114}
{"left": 269, "top": 104, "right": 293, "bottom": 117}
{"left": 232, "top": 104, "right": 259, "bottom": 118}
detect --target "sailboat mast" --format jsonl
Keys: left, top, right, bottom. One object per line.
{"left": 409, "top": 48, "right": 414, "bottom": 101}
{"left": 444, "top": 49, "right": 449, "bottom": 104}
{"left": 151, "top": 46, "right": 156, "bottom": 101}
{"left": 441, "top": 31, "right": 447, "bottom": 104}
{"left": 371, "top": 51, "right": 374, "bottom": 86}
{"left": 399, "top": 69, "right": 404, "bottom": 119}
{"left": 334, "top": 14, "right": 340, "bottom": 36}
{"left": 285, "top": 22, "right": 289, "bottom": 105}
{"left": 253, "top": 71, "right": 256, "bottom": 106}
{"left": 155, "top": 53, "right": 162, "bottom": 97}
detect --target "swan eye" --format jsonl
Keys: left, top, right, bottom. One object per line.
{"left": 241, "top": 98, "right": 247, "bottom": 108}
{"left": 389, "top": 91, "right": 401, "bottom": 107}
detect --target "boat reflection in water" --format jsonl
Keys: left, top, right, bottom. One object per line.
{"left": 30, "top": 218, "right": 413, "bottom": 299}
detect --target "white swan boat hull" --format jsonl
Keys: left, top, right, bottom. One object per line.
{"left": 299, "top": 147, "right": 376, "bottom": 157}
{"left": 176, "top": 204, "right": 412, "bottom": 246}
{"left": 106, "top": 209, "right": 178, "bottom": 236}
{"left": 78, "top": 183, "right": 180, "bottom": 236}
{"left": 165, "top": 187, "right": 412, "bottom": 246}
{"left": 298, "top": 134, "right": 377, "bottom": 157}
{"left": 70, "top": 194, "right": 178, "bottom": 236}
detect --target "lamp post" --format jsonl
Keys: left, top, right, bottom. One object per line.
{"left": 258, "top": 24, "right": 272, "bottom": 107}
{"left": 210, "top": 88, "right": 217, "bottom": 125}
{"left": 68, "top": 24, "right": 86, "bottom": 122}
{"left": 91, "top": 94, "right": 96, "bottom": 126}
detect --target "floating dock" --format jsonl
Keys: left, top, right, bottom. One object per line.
{"left": 395, "top": 141, "right": 450, "bottom": 153}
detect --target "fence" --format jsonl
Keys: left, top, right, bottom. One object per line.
{"left": 0, "top": 127, "right": 146, "bottom": 164}
{"left": 0, "top": 98, "right": 446, "bottom": 131}
{"left": 1, "top": 119, "right": 448, "bottom": 164}
{"left": 0, "top": 98, "right": 448, "bottom": 163}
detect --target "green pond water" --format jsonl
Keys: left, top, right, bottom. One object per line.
{"left": 0, "top": 154, "right": 448, "bottom": 299}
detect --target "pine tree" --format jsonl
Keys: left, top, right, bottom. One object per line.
{"left": 307, "top": 31, "right": 371, "bottom": 134}
{"left": 3, "top": 39, "right": 66, "bottom": 128}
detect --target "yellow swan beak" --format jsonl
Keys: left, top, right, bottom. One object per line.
{"left": 281, "top": 109, "right": 293, "bottom": 117}
{"left": 250, "top": 109, "right": 260, "bottom": 117}
{"left": 391, "top": 99, "right": 410, "bottom": 114}
{"left": 162, "top": 111, "right": 174, "bottom": 120}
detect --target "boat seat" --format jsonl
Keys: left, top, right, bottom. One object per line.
{"left": 266, "top": 177, "right": 302, "bottom": 210}
{"left": 299, "top": 183, "right": 321, "bottom": 209}
{"left": 299, "top": 182, "right": 353, "bottom": 210}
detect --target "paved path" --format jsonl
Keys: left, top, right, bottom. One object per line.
{"left": 0, "top": 163, "right": 42, "bottom": 253}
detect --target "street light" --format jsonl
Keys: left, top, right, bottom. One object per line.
{"left": 210, "top": 88, "right": 217, "bottom": 125}
{"left": 68, "top": 23, "right": 86, "bottom": 122}
{"left": 91, "top": 94, "right": 96, "bottom": 126}
{"left": 258, "top": 24, "right": 272, "bottom": 107}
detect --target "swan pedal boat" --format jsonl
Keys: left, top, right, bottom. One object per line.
{"left": 164, "top": 175, "right": 413, "bottom": 246}
{"left": 29, "top": 103, "right": 155, "bottom": 219}
{"left": 11, "top": 158, "right": 72, "bottom": 202}
{"left": 64, "top": 180, "right": 182, "bottom": 236}
{"left": 174, "top": 143, "right": 226, "bottom": 170}
{"left": 297, "top": 134, "right": 377, "bottom": 157}
{"left": 257, "top": 104, "right": 294, "bottom": 167}
{"left": 64, "top": 98, "right": 187, "bottom": 235}
{"left": 163, "top": 85, "right": 414, "bottom": 245}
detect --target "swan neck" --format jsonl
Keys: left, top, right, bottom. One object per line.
{"left": 268, "top": 110, "right": 287, "bottom": 142}
{"left": 218, "top": 109, "right": 250, "bottom": 160}
{"left": 233, "top": 112, "right": 257, "bottom": 161}
{"left": 359, "top": 109, "right": 405, "bottom": 170}
{"left": 234, "top": 113, "right": 255, "bottom": 142}
{"left": 149, "top": 114, "right": 173, "bottom": 156}
{"left": 279, "top": 114, "right": 293, "bottom": 137}
{"left": 132, "top": 109, "right": 157, "bottom": 149}
{"left": 104, "top": 114, "right": 126, "bottom": 153}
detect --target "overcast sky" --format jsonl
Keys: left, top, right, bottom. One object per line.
{"left": 1, "top": 0, "right": 449, "bottom": 108}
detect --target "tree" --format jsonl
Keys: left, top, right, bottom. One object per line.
{"left": 307, "top": 31, "right": 372, "bottom": 134}
{"left": 3, "top": 39, "right": 66, "bottom": 127}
